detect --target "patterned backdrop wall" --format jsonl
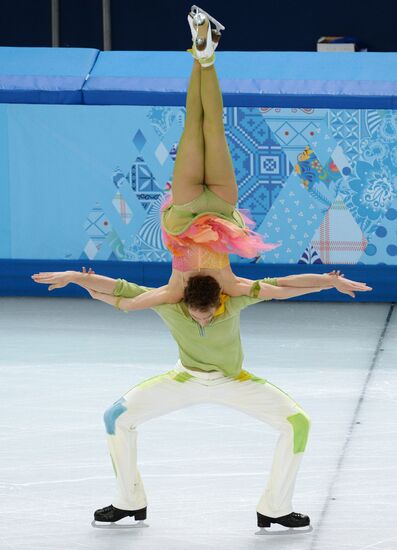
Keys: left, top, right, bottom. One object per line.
{"left": 1, "top": 104, "right": 397, "bottom": 266}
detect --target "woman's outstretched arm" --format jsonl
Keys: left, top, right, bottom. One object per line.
{"left": 32, "top": 269, "right": 183, "bottom": 309}
{"left": 32, "top": 269, "right": 118, "bottom": 294}
{"left": 274, "top": 271, "right": 372, "bottom": 291}
{"left": 233, "top": 271, "right": 371, "bottom": 299}
{"left": 262, "top": 271, "right": 371, "bottom": 298}
{"left": 255, "top": 282, "right": 333, "bottom": 301}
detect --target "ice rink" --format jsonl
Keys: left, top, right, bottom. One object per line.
{"left": 1, "top": 296, "right": 396, "bottom": 550}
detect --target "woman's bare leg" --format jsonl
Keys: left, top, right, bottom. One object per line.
{"left": 201, "top": 64, "right": 238, "bottom": 205}
{"left": 172, "top": 60, "right": 205, "bottom": 205}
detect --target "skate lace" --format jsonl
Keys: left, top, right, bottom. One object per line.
{"left": 102, "top": 505, "right": 114, "bottom": 514}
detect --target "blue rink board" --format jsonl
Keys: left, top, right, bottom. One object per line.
{"left": 1, "top": 48, "right": 397, "bottom": 300}
{"left": 1, "top": 259, "right": 394, "bottom": 303}
{"left": 84, "top": 52, "right": 397, "bottom": 109}
{"left": 0, "top": 47, "right": 99, "bottom": 104}
{"left": 1, "top": 48, "right": 397, "bottom": 108}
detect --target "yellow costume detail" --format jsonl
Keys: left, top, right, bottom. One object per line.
{"left": 213, "top": 293, "right": 230, "bottom": 317}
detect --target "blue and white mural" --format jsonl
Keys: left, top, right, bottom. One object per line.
{"left": 1, "top": 104, "right": 396, "bottom": 266}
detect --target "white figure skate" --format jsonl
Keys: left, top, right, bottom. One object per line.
{"left": 190, "top": 5, "right": 225, "bottom": 33}
{"left": 187, "top": 12, "right": 222, "bottom": 53}
{"left": 187, "top": 6, "right": 224, "bottom": 67}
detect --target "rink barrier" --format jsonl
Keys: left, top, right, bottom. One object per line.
{"left": 1, "top": 259, "right": 395, "bottom": 302}
{"left": 1, "top": 48, "right": 397, "bottom": 300}
{"left": 1, "top": 49, "right": 397, "bottom": 108}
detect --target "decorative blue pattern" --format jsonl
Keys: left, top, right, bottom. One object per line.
{"left": 299, "top": 245, "right": 323, "bottom": 264}
{"left": 360, "top": 200, "right": 397, "bottom": 264}
{"left": 257, "top": 172, "right": 324, "bottom": 264}
{"left": 340, "top": 111, "right": 397, "bottom": 237}
{"left": 4, "top": 103, "right": 397, "bottom": 266}
{"left": 225, "top": 108, "right": 292, "bottom": 228}
{"left": 329, "top": 110, "right": 360, "bottom": 164}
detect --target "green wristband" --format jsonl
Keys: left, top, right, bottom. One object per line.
{"left": 115, "top": 295, "right": 128, "bottom": 313}
{"left": 249, "top": 281, "right": 261, "bottom": 298}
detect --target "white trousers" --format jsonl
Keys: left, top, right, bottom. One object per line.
{"left": 104, "top": 360, "right": 311, "bottom": 518}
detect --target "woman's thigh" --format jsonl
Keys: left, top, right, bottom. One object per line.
{"left": 172, "top": 129, "right": 205, "bottom": 205}
{"left": 203, "top": 120, "right": 238, "bottom": 205}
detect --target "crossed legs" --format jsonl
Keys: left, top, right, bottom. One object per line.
{"left": 171, "top": 60, "right": 238, "bottom": 206}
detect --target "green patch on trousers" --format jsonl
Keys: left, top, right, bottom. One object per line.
{"left": 234, "top": 370, "right": 267, "bottom": 384}
{"left": 136, "top": 370, "right": 193, "bottom": 390}
{"left": 287, "top": 412, "right": 310, "bottom": 453}
{"left": 171, "top": 371, "right": 194, "bottom": 383}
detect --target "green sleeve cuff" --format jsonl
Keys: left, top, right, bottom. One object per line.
{"left": 113, "top": 279, "right": 123, "bottom": 296}
{"left": 249, "top": 281, "right": 261, "bottom": 298}
{"left": 112, "top": 278, "right": 150, "bottom": 299}
{"left": 249, "top": 277, "right": 278, "bottom": 298}
{"left": 114, "top": 295, "right": 128, "bottom": 313}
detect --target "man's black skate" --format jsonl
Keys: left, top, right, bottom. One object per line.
{"left": 92, "top": 504, "right": 147, "bottom": 528}
{"left": 257, "top": 511, "right": 310, "bottom": 529}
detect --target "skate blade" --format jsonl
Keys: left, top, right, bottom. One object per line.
{"left": 91, "top": 519, "right": 149, "bottom": 529}
{"left": 191, "top": 5, "right": 225, "bottom": 30}
{"left": 255, "top": 525, "right": 313, "bottom": 536}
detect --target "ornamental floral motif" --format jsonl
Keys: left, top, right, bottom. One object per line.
{"left": 361, "top": 139, "right": 389, "bottom": 163}
{"left": 378, "top": 113, "right": 397, "bottom": 143}
{"left": 391, "top": 145, "right": 397, "bottom": 168}
{"left": 363, "top": 166, "right": 395, "bottom": 211}
{"left": 341, "top": 160, "right": 397, "bottom": 233}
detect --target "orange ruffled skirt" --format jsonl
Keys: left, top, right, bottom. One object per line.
{"left": 161, "top": 187, "right": 278, "bottom": 272}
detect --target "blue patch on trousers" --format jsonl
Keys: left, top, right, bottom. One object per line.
{"left": 104, "top": 397, "right": 127, "bottom": 435}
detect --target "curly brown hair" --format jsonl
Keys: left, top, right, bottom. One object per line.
{"left": 183, "top": 275, "right": 221, "bottom": 311}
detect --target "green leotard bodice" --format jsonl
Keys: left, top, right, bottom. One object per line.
{"left": 161, "top": 185, "right": 245, "bottom": 236}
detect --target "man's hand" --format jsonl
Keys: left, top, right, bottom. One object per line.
{"left": 31, "top": 270, "right": 75, "bottom": 291}
{"left": 327, "top": 271, "right": 372, "bottom": 298}
{"left": 81, "top": 266, "right": 95, "bottom": 275}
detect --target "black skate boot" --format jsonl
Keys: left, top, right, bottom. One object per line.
{"left": 257, "top": 511, "right": 311, "bottom": 529}
{"left": 92, "top": 504, "right": 147, "bottom": 529}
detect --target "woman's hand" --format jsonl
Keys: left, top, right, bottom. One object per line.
{"left": 327, "top": 271, "right": 372, "bottom": 298}
{"left": 31, "top": 267, "right": 96, "bottom": 291}
{"left": 31, "top": 270, "right": 75, "bottom": 291}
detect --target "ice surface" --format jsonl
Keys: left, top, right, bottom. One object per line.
{"left": 0, "top": 297, "right": 396, "bottom": 550}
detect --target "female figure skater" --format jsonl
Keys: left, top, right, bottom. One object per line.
{"left": 160, "top": 5, "right": 275, "bottom": 301}
{"left": 96, "top": 5, "right": 370, "bottom": 310}
{"left": 112, "top": 5, "right": 281, "bottom": 311}
{"left": 32, "top": 6, "right": 371, "bottom": 307}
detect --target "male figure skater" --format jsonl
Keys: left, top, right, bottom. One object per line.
{"left": 32, "top": 268, "right": 371, "bottom": 530}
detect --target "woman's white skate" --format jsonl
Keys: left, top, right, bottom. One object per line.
{"left": 190, "top": 5, "right": 225, "bottom": 32}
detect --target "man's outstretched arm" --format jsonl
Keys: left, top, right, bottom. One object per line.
{"left": 274, "top": 271, "right": 372, "bottom": 298}
{"left": 89, "top": 285, "right": 177, "bottom": 312}
{"left": 255, "top": 282, "right": 333, "bottom": 301}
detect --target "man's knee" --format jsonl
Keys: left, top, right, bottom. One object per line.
{"left": 103, "top": 397, "right": 128, "bottom": 435}
{"left": 286, "top": 411, "right": 311, "bottom": 454}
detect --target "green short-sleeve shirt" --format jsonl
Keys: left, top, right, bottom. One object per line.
{"left": 113, "top": 277, "right": 277, "bottom": 377}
